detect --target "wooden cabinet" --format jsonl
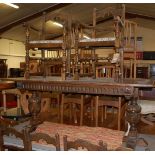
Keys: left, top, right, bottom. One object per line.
{"left": 136, "top": 67, "right": 148, "bottom": 79}
{"left": 0, "top": 59, "right": 7, "bottom": 78}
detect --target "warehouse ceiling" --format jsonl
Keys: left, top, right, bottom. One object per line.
{"left": 0, "top": 3, "right": 155, "bottom": 42}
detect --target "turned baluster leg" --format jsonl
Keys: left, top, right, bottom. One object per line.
{"left": 28, "top": 91, "right": 42, "bottom": 126}
{"left": 126, "top": 93, "right": 141, "bottom": 149}
{"left": 24, "top": 24, "right": 30, "bottom": 79}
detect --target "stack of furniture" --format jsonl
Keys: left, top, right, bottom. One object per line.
{"left": 2, "top": 4, "right": 154, "bottom": 150}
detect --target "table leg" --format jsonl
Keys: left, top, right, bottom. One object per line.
{"left": 126, "top": 95, "right": 141, "bottom": 149}
{"left": 28, "top": 91, "right": 42, "bottom": 127}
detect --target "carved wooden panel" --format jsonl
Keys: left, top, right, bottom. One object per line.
{"left": 16, "top": 80, "right": 134, "bottom": 96}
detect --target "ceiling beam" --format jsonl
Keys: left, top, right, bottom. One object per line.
{"left": 0, "top": 3, "right": 71, "bottom": 34}
{"left": 126, "top": 12, "right": 155, "bottom": 22}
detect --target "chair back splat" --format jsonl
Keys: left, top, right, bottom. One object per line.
{"left": 63, "top": 135, "right": 107, "bottom": 151}
{"left": 27, "top": 132, "right": 60, "bottom": 151}
{"left": 0, "top": 127, "right": 29, "bottom": 151}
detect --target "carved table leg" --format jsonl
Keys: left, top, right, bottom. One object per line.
{"left": 125, "top": 93, "right": 141, "bottom": 149}
{"left": 28, "top": 91, "right": 42, "bottom": 127}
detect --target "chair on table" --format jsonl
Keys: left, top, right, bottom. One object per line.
{"left": 0, "top": 127, "right": 29, "bottom": 151}
{"left": 63, "top": 135, "right": 107, "bottom": 151}
{"left": 26, "top": 132, "right": 60, "bottom": 151}
{"left": 91, "top": 65, "right": 126, "bottom": 130}
{"left": 124, "top": 59, "right": 134, "bottom": 78}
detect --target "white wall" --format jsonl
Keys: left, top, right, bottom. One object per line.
{"left": 0, "top": 38, "right": 26, "bottom": 76}
{"left": 137, "top": 27, "right": 155, "bottom": 51}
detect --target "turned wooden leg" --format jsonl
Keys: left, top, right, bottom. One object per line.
{"left": 28, "top": 91, "right": 41, "bottom": 126}
{"left": 126, "top": 94, "right": 141, "bottom": 149}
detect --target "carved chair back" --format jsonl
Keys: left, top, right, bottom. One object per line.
{"left": 0, "top": 127, "right": 29, "bottom": 151}
{"left": 63, "top": 135, "right": 107, "bottom": 151}
{"left": 26, "top": 132, "right": 60, "bottom": 151}
{"left": 96, "top": 64, "right": 116, "bottom": 78}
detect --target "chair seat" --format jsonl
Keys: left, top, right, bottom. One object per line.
{"left": 138, "top": 100, "right": 155, "bottom": 114}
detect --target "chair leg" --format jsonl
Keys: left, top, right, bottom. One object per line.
{"left": 120, "top": 103, "right": 126, "bottom": 129}
{"left": 80, "top": 95, "right": 84, "bottom": 126}
{"left": 60, "top": 94, "right": 64, "bottom": 124}
{"left": 73, "top": 104, "right": 78, "bottom": 124}
{"left": 2, "top": 91, "right": 7, "bottom": 115}
{"left": 57, "top": 94, "right": 61, "bottom": 121}
{"left": 91, "top": 98, "right": 94, "bottom": 121}
{"left": 101, "top": 106, "right": 104, "bottom": 123}
{"left": 69, "top": 103, "right": 72, "bottom": 122}
{"left": 17, "top": 95, "right": 21, "bottom": 116}
{"left": 95, "top": 96, "right": 99, "bottom": 127}
{"left": 118, "top": 97, "right": 122, "bottom": 130}
{"left": 118, "top": 107, "right": 121, "bottom": 130}
{"left": 104, "top": 106, "right": 107, "bottom": 120}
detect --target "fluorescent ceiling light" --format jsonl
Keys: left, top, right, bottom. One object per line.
{"left": 53, "top": 22, "right": 63, "bottom": 28}
{"left": 1, "top": 2, "right": 19, "bottom": 9}
{"left": 83, "top": 35, "right": 90, "bottom": 39}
